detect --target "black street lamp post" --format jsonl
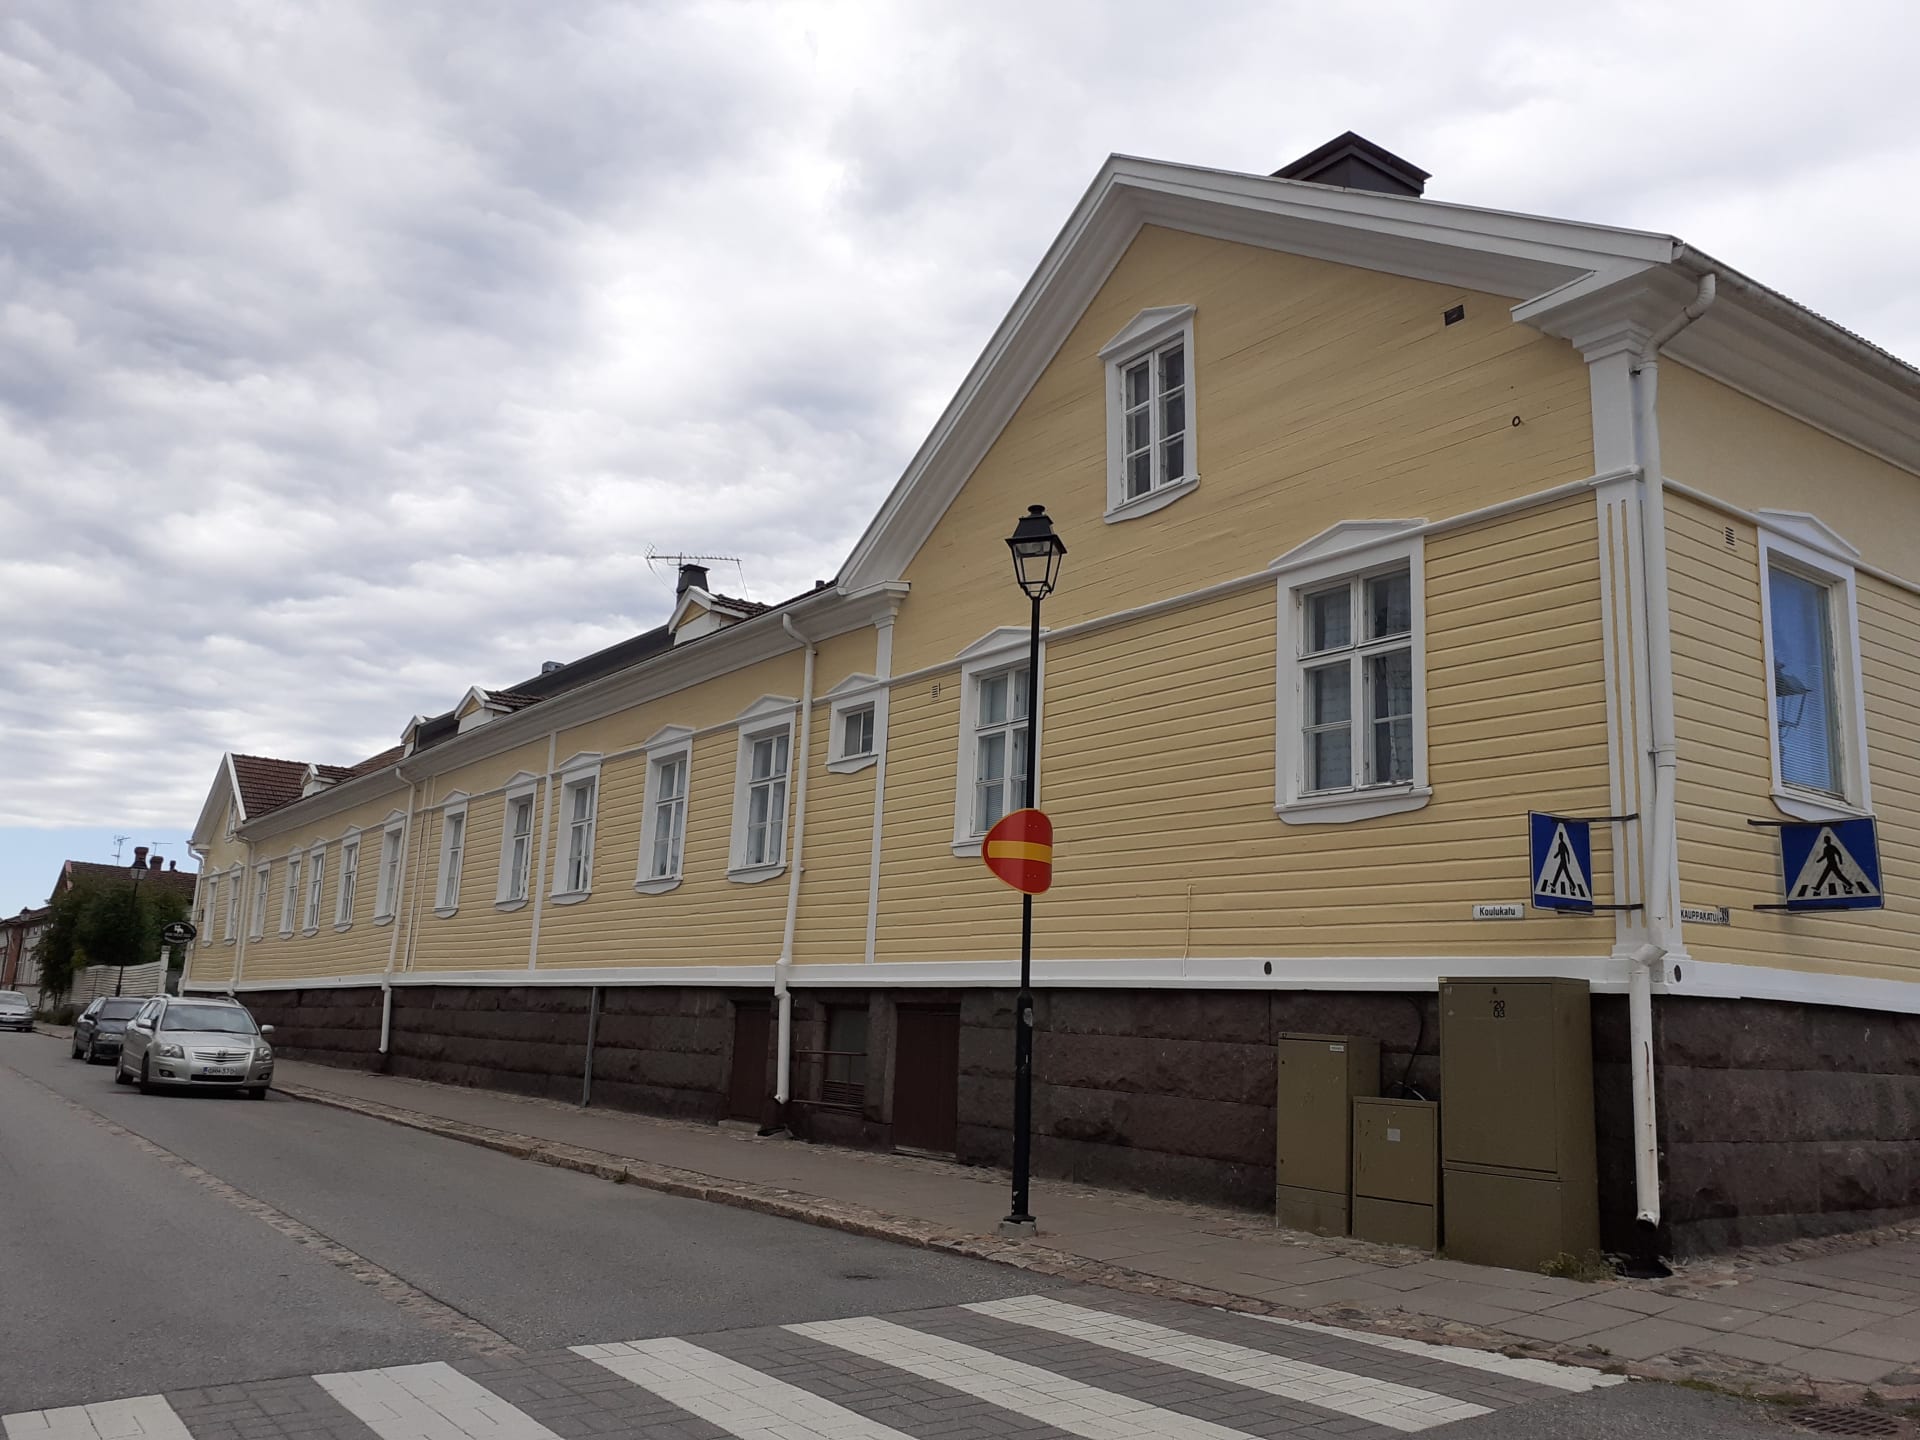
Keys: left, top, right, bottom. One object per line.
{"left": 1001, "top": 504, "right": 1066, "bottom": 1234}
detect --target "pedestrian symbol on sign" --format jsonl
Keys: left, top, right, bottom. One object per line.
{"left": 1787, "top": 826, "right": 1880, "bottom": 903}
{"left": 1528, "top": 812, "right": 1594, "bottom": 914}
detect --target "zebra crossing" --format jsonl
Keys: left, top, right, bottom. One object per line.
{"left": 4, "top": 1289, "right": 1622, "bottom": 1440}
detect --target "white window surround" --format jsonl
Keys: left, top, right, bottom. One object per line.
{"left": 201, "top": 875, "right": 219, "bottom": 938}
{"left": 435, "top": 793, "right": 469, "bottom": 916}
{"left": 550, "top": 753, "right": 603, "bottom": 904}
{"left": 223, "top": 866, "right": 241, "bottom": 943}
{"left": 302, "top": 843, "right": 326, "bottom": 935}
{"left": 635, "top": 727, "right": 693, "bottom": 895}
{"left": 1274, "top": 523, "right": 1431, "bottom": 825}
{"left": 495, "top": 773, "right": 539, "bottom": 910}
{"left": 335, "top": 829, "right": 361, "bottom": 930}
{"left": 250, "top": 863, "right": 269, "bottom": 940}
{"left": 1756, "top": 511, "right": 1871, "bottom": 822}
{"left": 1100, "top": 304, "right": 1199, "bottom": 523}
{"left": 951, "top": 627, "right": 1045, "bottom": 857}
{"left": 279, "top": 850, "right": 301, "bottom": 937}
{"left": 825, "top": 674, "right": 888, "bottom": 774}
{"left": 374, "top": 813, "right": 407, "bottom": 924}
{"left": 728, "top": 697, "right": 797, "bottom": 883}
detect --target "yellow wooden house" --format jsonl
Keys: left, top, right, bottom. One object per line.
{"left": 184, "top": 134, "right": 1920, "bottom": 1256}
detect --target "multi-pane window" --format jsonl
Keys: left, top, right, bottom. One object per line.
{"left": 841, "top": 704, "right": 875, "bottom": 760}
{"left": 1120, "top": 341, "right": 1187, "bottom": 501}
{"left": 1768, "top": 563, "right": 1843, "bottom": 797}
{"left": 972, "top": 665, "right": 1031, "bottom": 835}
{"left": 743, "top": 734, "right": 789, "bottom": 868}
{"left": 224, "top": 873, "right": 240, "bottom": 941}
{"left": 504, "top": 795, "right": 534, "bottom": 901}
{"left": 202, "top": 876, "right": 219, "bottom": 936}
{"left": 648, "top": 756, "right": 687, "bottom": 880}
{"left": 1299, "top": 566, "right": 1414, "bottom": 793}
{"left": 438, "top": 811, "right": 465, "bottom": 909}
{"left": 376, "top": 825, "right": 404, "bottom": 918}
{"left": 336, "top": 839, "right": 359, "bottom": 925}
{"left": 280, "top": 855, "right": 302, "bottom": 934}
{"left": 563, "top": 778, "right": 596, "bottom": 893}
{"left": 304, "top": 848, "right": 325, "bottom": 931}
{"left": 250, "top": 865, "right": 269, "bottom": 938}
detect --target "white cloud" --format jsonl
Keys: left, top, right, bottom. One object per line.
{"left": 0, "top": 0, "right": 1916, "bottom": 885}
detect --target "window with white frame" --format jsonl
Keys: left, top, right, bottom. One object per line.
{"left": 636, "top": 730, "right": 692, "bottom": 892}
{"left": 436, "top": 799, "right": 467, "bottom": 912}
{"left": 1275, "top": 529, "right": 1430, "bottom": 824}
{"left": 496, "top": 778, "right": 538, "bottom": 906}
{"left": 1758, "top": 514, "right": 1869, "bottom": 818}
{"left": 727, "top": 702, "right": 795, "bottom": 879}
{"left": 280, "top": 853, "right": 301, "bottom": 935}
{"left": 250, "top": 864, "right": 270, "bottom": 939}
{"left": 825, "top": 675, "right": 888, "bottom": 774}
{"left": 336, "top": 835, "right": 359, "bottom": 926}
{"left": 1099, "top": 304, "right": 1198, "bottom": 520}
{"left": 375, "top": 821, "right": 405, "bottom": 920}
{"left": 224, "top": 870, "right": 240, "bottom": 941}
{"left": 202, "top": 875, "right": 219, "bottom": 936}
{"left": 951, "top": 629, "right": 1042, "bottom": 854}
{"left": 552, "top": 756, "right": 602, "bottom": 900}
{"left": 303, "top": 845, "right": 325, "bottom": 932}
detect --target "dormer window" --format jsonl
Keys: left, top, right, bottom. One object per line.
{"left": 1100, "top": 305, "right": 1199, "bottom": 522}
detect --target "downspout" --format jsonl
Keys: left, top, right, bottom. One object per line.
{"left": 231, "top": 836, "right": 255, "bottom": 995}
{"left": 382, "top": 767, "right": 419, "bottom": 1061}
{"left": 769, "top": 613, "right": 818, "bottom": 1127}
{"left": 1627, "top": 272, "right": 1717, "bottom": 1239}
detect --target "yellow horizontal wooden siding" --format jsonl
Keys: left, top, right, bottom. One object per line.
{"left": 1662, "top": 364, "right": 1920, "bottom": 577}
{"left": 872, "top": 497, "right": 1613, "bottom": 960}
{"left": 232, "top": 785, "right": 410, "bottom": 985}
{"left": 1670, "top": 495, "right": 1920, "bottom": 978}
{"left": 893, "top": 224, "right": 1594, "bottom": 677}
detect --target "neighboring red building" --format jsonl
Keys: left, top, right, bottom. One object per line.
{"left": 0, "top": 905, "right": 51, "bottom": 990}
{"left": 4, "top": 848, "right": 200, "bottom": 1002}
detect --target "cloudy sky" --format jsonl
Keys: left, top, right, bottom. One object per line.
{"left": 3, "top": 1, "right": 1917, "bottom": 912}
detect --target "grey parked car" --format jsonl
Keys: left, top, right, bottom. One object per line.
{"left": 0, "top": 990, "right": 32, "bottom": 1032}
{"left": 115, "top": 995, "right": 275, "bottom": 1098}
{"left": 71, "top": 996, "right": 146, "bottom": 1063}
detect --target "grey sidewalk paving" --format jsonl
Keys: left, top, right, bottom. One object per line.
{"left": 253, "top": 1057, "right": 1920, "bottom": 1401}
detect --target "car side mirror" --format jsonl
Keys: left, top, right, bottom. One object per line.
{"left": 259, "top": 1024, "right": 275, "bottom": 1036}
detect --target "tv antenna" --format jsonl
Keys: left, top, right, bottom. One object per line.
{"left": 111, "top": 834, "right": 131, "bottom": 864}
{"left": 645, "top": 546, "right": 748, "bottom": 597}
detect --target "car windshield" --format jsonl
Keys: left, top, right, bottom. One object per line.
{"left": 162, "top": 1004, "right": 256, "bottom": 1035}
{"left": 98, "top": 1000, "right": 144, "bottom": 1020}
{"left": 0, "top": 991, "right": 25, "bottom": 1004}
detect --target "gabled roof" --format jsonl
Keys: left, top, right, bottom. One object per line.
{"left": 835, "top": 150, "right": 1920, "bottom": 593}
{"left": 58, "top": 860, "right": 198, "bottom": 902}
{"left": 230, "top": 754, "right": 309, "bottom": 819}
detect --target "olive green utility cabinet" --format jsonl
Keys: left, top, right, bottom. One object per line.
{"left": 1352, "top": 1097, "right": 1439, "bottom": 1250}
{"left": 1439, "top": 978, "right": 1599, "bottom": 1270}
{"left": 1275, "top": 1033, "right": 1380, "bottom": 1236}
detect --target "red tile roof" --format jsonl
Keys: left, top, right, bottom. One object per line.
{"left": 230, "top": 754, "right": 309, "bottom": 819}
{"left": 60, "top": 860, "right": 198, "bottom": 901}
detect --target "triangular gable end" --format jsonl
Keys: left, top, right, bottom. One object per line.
{"left": 191, "top": 755, "right": 242, "bottom": 850}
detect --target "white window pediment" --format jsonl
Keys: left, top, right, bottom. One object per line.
{"left": 1270, "top": 519, "right": 1426, "bottom": 572}
{"left": 825, "top": 674, "right": 887, "bottom": 774}
{"left": 732, "top": 695, "right": 798, "bottom": 728}
{"left": 955, "top": 628, "right": 1030, "bottom": 664}
{"left": 1102, "top": 304, "right": 1198, "bottom": 523}
{"left": 1755, "top": 509, "right": 1861, "bottom": 565}
{"left": 639, "top": 724, "right": 694, "bottom": 751}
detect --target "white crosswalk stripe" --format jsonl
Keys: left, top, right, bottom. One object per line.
{"left": 314, "top": 1362, "right": 563, "bottom": 1440}
{"left": 789, "top": 1313, "right": 1263, "bottom": 1440}
{"left": 1250, "top": 1312, "right": 1627, "bottom": 1393}
{"left": 969, "top": 1295, "right": 1488, "bottom": 1432}
{"left": 3, "top": 1398, "right": 192, "bottom": 1440}
{"left": 576, "top": 1335, "right": 917, "bottom": 1439}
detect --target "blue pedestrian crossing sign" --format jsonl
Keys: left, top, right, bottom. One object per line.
{"left": 1779, "top": 818, "right": 1882, "bottom": 911}
{"left": 1530, "top": 812, "right": 1594, "bottom": 913}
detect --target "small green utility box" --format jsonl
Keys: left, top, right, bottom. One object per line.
{"left": 1351, "top": 1097, "right": 1439, "bottom": 1250}
{"left": 1275, "top": 1033, "right": 1380, "bottom": 1236}
{"left": 1439, "top": 978, "right": 1600, "bottom": 1270}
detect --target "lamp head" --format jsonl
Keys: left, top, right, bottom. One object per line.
{"left": 1006, "top": 504, "right": 1067, "bottom": 600}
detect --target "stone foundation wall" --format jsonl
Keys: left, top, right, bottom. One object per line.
{"left": 587, "top": 987, "right": 735, "bottom": 1122}
{"left": 241, "top": 987, "right": 382, "bottom": 1066}
{"left": 1656, "top": 994, "right": 1920, "bottom": 1255}
{"left": 389, "top": 985, "right": 593, "bottom": 1102}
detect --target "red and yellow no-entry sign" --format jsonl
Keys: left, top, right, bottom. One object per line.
{"left": 982, "top": 808, "right": 1053, "bottom": 895}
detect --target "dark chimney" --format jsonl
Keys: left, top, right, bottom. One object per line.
{"left": 1273, "top": 131, "right": 1429, "bottom": 198}
{"left": 676, "top": 562, "right": 711, "bottom": 596}
{"left": 169, "top": 860, "right": 177, "bottom": 871}
{"left": 132, "top": 846, "right": 148, "bottom": 869}
{"left": 541, "top": 660, "right": 564, "bottom": 675}
{"left": 149, "top": 854, "right": 161, "bottom": 870}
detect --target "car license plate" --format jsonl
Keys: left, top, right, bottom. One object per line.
{"left": 202, "top": 1067, "right": 240, "bottom": 1078}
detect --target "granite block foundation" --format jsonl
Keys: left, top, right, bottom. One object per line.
{"left": 229, "top": 980, "right": 1920, "bottom": 1256}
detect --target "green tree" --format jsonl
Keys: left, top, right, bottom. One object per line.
{"left": 34, "top": 877, "right": 188, "bottom": 1001}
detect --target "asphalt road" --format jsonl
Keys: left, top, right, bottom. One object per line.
{"left": 0, "top": 1030, "right": 1792, "bottom": 1436}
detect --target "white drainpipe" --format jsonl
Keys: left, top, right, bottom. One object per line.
{"left": 1627, "top": 272, "right": 1717, "bottom": 1229}
{"left": 772, "top": 613, "right": 818, "bottom": 1114}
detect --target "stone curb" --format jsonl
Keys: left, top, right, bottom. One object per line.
{"left": 279, "top": 1080, "right": 1864, "bottom": 1404}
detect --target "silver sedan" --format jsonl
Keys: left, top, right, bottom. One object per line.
{"left": 116, "top": 996, "right": 275, "bottom": 1099}
{"left": 0, "top": 990, "right": 32, "bottom": 1031}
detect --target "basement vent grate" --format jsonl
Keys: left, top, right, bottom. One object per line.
{"left": 1792, "top": 1406, "right": 1907, "bottom": 1437}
